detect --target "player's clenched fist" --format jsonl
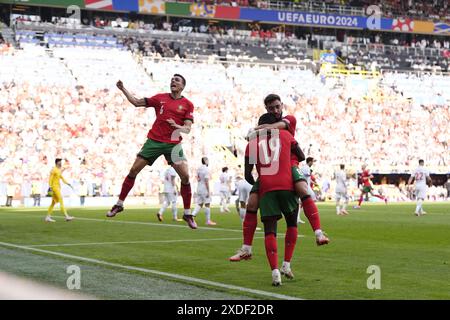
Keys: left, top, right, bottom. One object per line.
{"left": 116, "top": 80, "right": 124, "bottom": 90}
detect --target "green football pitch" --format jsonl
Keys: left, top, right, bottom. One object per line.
{"left": 0, "top": 202, "right": 449, "bottom": 300}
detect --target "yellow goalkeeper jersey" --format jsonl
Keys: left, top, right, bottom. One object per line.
{"left": 49, "top": 166, "right": 68, "bottom": 190}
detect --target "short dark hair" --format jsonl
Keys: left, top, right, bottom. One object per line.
{"left": 258, "top": 112, "right": 278, "bottom": 125}
{"left": 55, "top": 158, "right": 62, "bottom": 165}
{"left": 263, "top": 94, "right": 281, "bottom": 107}
{"left": 173, "top": 74, "right": 186, "bottom": 86}
{"left": 306, "top": 157, "right": 314, "bottom": 163}
{"left": 201, "top": 157, "right": 208, "bottom": 165}
{"left": 419, "top": 159, "right": 424, "bottom": 165}
{"left": 222, "top": 167, "right": 228, "bottom": 172}
{"left": 340, "top": 164, "right": 345, "bottom": 170}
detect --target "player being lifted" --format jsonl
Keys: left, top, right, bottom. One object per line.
{"left": 157, "top": 166, "right": 182, "bottom": 222}
{"left": 192, "top": 157, "right": 216, "bottom": 225}
{"left": 408, "top": 159, "right": 432, "bottom": 216}
{"left": 334, "top": 164, "right": 349, "bottom": 215}
{"left": 354, "top": 164, "right": 387, "bottom": 208}
{"left": 107, "top": 75, "right": 197, "bottom": 229}
{"left": 244, "top": 113, "right": 302, "bottom": 285}
{"left": 229, "top": 94, "right": 329, "bottom": 262}
{"left": 219, "top": 167, "right": 232, "bottom": 213}
{"left": 46, "top": 158, "right": 74, "bottom": 223}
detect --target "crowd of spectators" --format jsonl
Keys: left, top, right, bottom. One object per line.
{"left": 0, "top": 43, "right": 448, "bottom": 203}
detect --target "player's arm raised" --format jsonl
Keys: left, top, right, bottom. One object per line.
{"left": 116, "top": 80, "right": 146, "bottom": 107}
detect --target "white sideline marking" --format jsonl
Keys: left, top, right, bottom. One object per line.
{"left": 0, "top": 241, "right": 302, "bottom": 300}
{"left": 8, "top": 213, "right": 307, "bottom": 238}
{"left": 26, "top": 237, "right": 265, "bottom": 248}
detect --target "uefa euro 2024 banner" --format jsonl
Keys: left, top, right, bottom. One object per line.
{"left": 239, "top": 8, "right": 368, "bottom": 29}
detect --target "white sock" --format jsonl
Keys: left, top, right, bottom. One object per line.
{"left": 205, "top": 207, "right": 211, "bottom": 222}
{"left": 282, "top": 261, "right": 290, "bottom": 269}
{"left": 239, "top": 208, "right": 246, "bottom": 222}
{"left": 172, "top": 204, "right": 178, "bottom": 219}
{"left": 336, "top": 204, "right": 340, "bottom": 214}
{"left": 116, "top": 199, "right": 124, "bottom": 206}
{"left": 415, "top": 199, "right": 423, "bottom": 213}
{"left": 314, "top": 229, "right": 323, "bottom": 237}
{"left": 159, "top": 202, "right": 167, "bottom": 215}
{"left": 192, "top": 204, "right": 201, "bottom": 216}
{"left": 343, "top": 202, "right": 347, "bottom": 211}
{"left": 184, "top": 208, "right": 191, "bottom": 216}
{"left": 242, "top": 244, "right": 252, "bottom": 253}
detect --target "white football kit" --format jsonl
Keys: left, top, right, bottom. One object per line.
{"left": 300, "top": 164, "right": 316, "bottom": 201}
{"left": 413, "top": 166, "right": 430, "bottom": 200}
{"left": 334, "top": 170, "right": 348, "bottom": 201}
{"left": 236, "top": 179, "right": 252, "bottom": 204}
{"left": 196, "top": 165, "right": 211, "bottom": 204}
{"left": 162, "top": 167, "right": 177, "bottom": 204}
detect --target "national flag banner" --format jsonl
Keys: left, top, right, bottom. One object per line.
{"left": 85, "top": 0, "right": 113, "bottom": 10}
{"left": 139, "top": 0, "right": 165, "bottom": 14}
{"left": 214, "top": 6, "right": 240, "bottom": 20}
{"left": 433, "top": 22, "right": 450, "bottom": 35}
{"left": 190, "top": 2, "right": 215, "bottom": 18}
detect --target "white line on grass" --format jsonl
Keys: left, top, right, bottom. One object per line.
{"left": 8, "top": 213, "right": 307, "bottom": 238}
{"left": 26, "top": 237, "right": 265, "bottom": 248}
{"left": 0, "top": 241, "right": 302, "bottom": 300}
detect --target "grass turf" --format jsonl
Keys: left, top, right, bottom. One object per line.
{"left": 0, "top": 202, "right": 449, "bottom": 299}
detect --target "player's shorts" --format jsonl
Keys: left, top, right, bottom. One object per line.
{"left": 220, "top": 190, "right": 230, "bottom": 200}
{"left": 335, "top": 190, "right": 348, "bottom": 201}
{"left": 250, "top": 167, "right": 307, "bottom": 195}
{"left": 163, "top": 192, "right": 177, "bottom": 204}
{"left": 51, "top": 189, "right": 63, "bottom": 203}
{"left": 415, "top": 186, "right": 427, "bottom": 200}
{"left": 137, "top": 139, "right": 186, "bottom": 166}
{"left": 196, "top": 192, "right": 211, "bottom": 204}
{"left": 363, "top": 186, "right": 373, "bottom": 193}
{"left": 259, "top": 190, "right": 299, "bottom": 219}
{"left": 238, "top": 183, "right": 252, "bottom": 203}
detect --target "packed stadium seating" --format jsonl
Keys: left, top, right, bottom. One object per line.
{"left": 0, "top": 6, "right": 449, "bottom": 203}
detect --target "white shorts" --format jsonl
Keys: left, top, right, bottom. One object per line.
{"left": 335, "top": 190, "right": 348, "bottom": 201}
{"left": 415, "top": 186, "right": 427, "bottom": 200}
{"left": 196, "top": 192, "right": 211, "bottom": 205}
{"left": 220, "top": 190, "right": 230, "bottom": 200}
{"left": 238, "top": 184, "right": 252, "bottom": 203}
{"left": 163, "top": 192, "right": 177, "bottom": 204}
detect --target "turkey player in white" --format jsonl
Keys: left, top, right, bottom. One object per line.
{"left": 192, "top": 157, "right": 216, "bottom": 225}
{"left": 408, "top": 159, "right": 432, "bottom": 216}
{"left": 219, "top": 167, "right": 232, "bottom": 213}
{"left": 234, "top": 176, "right": 253, "bottom": 222}
{"left": 157, "top": 166, "right": 182, "bottom": 222}
{"left": 334, "top": 164, "right": 349, "bottom": 215}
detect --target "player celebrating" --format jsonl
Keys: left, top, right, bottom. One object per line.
{"left": 229, "top": 95, "right": 328, "bottom": 262}
{"left": 408, "top": 159, "right": 432, "bottom": 216}
{"left": 219, "top": 167, "right": 232, "bottom": 213}
{"left": 46, "top": 158, "right": 74, "bottom": 223}
{"left": 334, "top": 164, "right": 349, "bottom": 215}
{"left": 354, "top": 164, "right": 387, "bottom": 208}
{"left": 192, "top": 157, "right": 216, "bottom": 226}
{"left": 157, "top": 166, "right": 182, "bottom": 222}
{"left": 244, "top": 113, "right": 302, "bottom": 285}
{"left": 107, "top": 75, "right": 197, "bottom": 229}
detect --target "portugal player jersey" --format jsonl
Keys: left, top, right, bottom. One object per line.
{"left": 245, "top": 130, "right": 297, "bottom": 197}
{"left": 361, "top": 170, "right": 372, "bottom": 187}
{"left": 145, "top": 93, "right": 194, "bottom": 144}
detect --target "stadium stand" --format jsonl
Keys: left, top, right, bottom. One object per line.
{"left": 0, "top": 5, "right": 448, "bottom": 204}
